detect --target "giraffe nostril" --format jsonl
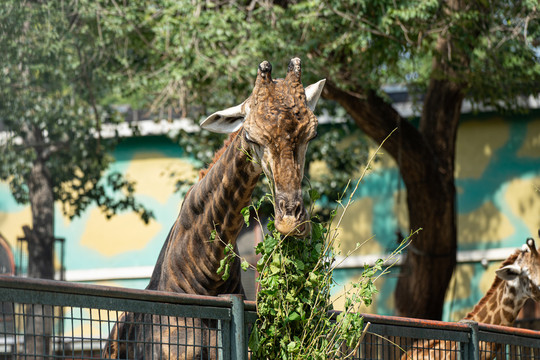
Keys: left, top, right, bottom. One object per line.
{"left": 294, "top": 202, "right": 304, "bottom": 220}
{"left": 276, "top": 195, "right": 305, "bottom": 219}
{"left": 278, "top": 200, "right": 286, "bottom": 213}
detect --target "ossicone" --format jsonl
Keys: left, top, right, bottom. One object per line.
{"left": 286, "top": 57, "right": 302, "bottom": 80}
{"left": 258, "top": 61, "right": 272, "bottom": 81}
{"left": 528, "top": 237, "right": 538, "bottom": 257}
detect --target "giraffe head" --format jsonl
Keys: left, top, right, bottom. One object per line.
{"left": 495, "top": 231, "right": 540, "bottom": 302}
{"left": 201, "top": 58, "right": 325, "bottom": 238}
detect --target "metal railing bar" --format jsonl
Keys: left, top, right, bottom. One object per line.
{"left": 220, "top": 318, "right": 231, "bottom": 360}
{"left": 0, "top": 288, "right": 231, "bottom": 320}
{"left": 244, "top": 311, "right": 258, "bottom": 324}
{"left": 461, "top": 320, "right": 480, "bottom": 360}
{"left": 366, "top": 323, "right": 470, "bottom": 342}
{"left": 478, "top": 330, "right": 540, "bottom": 348}
{"left": 478, "top": 322, "right": 540, "bottom": 340}
{"left": 0, "top": 276, "right": 232, "bottom": 308}
{"left": 244, "top": 300, "right": 256, "bottom": 312}
{"left": 3, "top": 276, "right": 540, "bottom": 360}
{"left": 228, "top": 294, "right": 246, "bottom": 360}
{"left": 362, "top": 313, "right": 471, "bottom": 332}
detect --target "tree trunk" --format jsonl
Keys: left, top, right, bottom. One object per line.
{"left": 27, "top": 156, "right": 55, "bottom": 280}
{"left": 395, "top": 77, "right": 461, "bottom": 319}
{"left": 321, "top": 0, "right": 473, "bottom": 319}
{"left": 323, "top": 76, "right": 462, "bottom": 319}
{"left": 24, "top": 153, "right": 55, "bottom": 359}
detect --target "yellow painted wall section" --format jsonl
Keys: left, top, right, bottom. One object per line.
{"left": 455, "top": 119, "right": 509, "bottom": 179}
{"left": 80, "top": 209, "right": 161, "bottom": 257}
{"left": 124, "top": 153, "right": 198, "bottom": 204}
{"left": 458, "top": 201, "right": 513, "bottom": 246}
{"left": 0, "top": 207, "right": 32, "bottom": 249}
{"left": 517, "top": 119, "right": 540, "bottom": 158}
{"left": 334, "top": 198, "right": 382, "bottom": 256}
{"left": 393, "top": 190, "right": 409, "bottom": 232}
{"left": 504, "top": 176, "right": 540, "bottom": 236}
{"left": 445, "top": 264, "right": 475, "bottom": 320}
{"left": 478, "top": 262, "right": 503, "bottom": 296}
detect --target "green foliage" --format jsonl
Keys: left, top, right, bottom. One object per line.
{"left": 249, "top": 192, "right": 340, "bottom": 360}
{"left": 243, "top": 131, "right": 412, "bottom": 359}
{"left": 96, "top": 0, "right": 538, "bottom": 115}
{"left": 84, "top": 1, "right": 538, "bottom": 226}
{"left": 251, "top": 220, "right": 340, "bottom": 359}
{"left": 94, "top": 0, "right": 274, "bottom": 115}
{"left": 247, "top": 189, "right": 409, "bottom": 359}
{"left": 86, "top": 0, "right": 538, "bottom": 232}
{"left": 0, "top": 1, "right": 153, "bottom": 222}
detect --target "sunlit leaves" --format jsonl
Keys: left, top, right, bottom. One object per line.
{"left": 249, "top": 195, "right": 373, "bottom": 359}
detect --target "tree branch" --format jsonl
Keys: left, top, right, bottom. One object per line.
{"left": 322, "top": 81, "right": 431, "bottom": 177}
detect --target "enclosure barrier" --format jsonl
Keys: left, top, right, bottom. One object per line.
{"left": 1, "top": 276, "right": 539, "bottom": 359}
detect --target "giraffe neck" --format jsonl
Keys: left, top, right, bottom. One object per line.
{"left": 464, "top": 279, "right": 526, "bottom": 326}
{"left": 149, "top": 129, "right": 261, "bottom": 295}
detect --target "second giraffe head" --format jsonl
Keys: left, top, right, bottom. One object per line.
{"left": 201, "top": 58, "right": 325, "bottom": 238}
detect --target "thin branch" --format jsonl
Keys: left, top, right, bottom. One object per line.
{"left": 330, "top": 7, "right": 402, "bottom": 44}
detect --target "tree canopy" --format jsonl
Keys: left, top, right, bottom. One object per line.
{"left": 0, "top": 0, "right": 153, "bottom": 279}
{"left": 96, "top": 0, "right": 539, "bottom": 113}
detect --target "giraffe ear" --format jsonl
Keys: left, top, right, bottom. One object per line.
{"left": 305, "top": 79, "right": 326, "bottom": 111}
{"left": 496, "top": 264, "right": 521, "bottom": 281}
{"left": 200, "top": 101, "right": 249, "bottom": 134}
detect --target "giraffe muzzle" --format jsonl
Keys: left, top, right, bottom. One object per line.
{"left": 274, "top": 195, "right": 311, "bottom": 238}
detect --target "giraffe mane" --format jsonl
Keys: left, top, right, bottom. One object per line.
{"left": 198, "top": 129, "right": 241, "bottom": 180}
{"left": 463, "top": 249, "right": 521, "bottom": 320}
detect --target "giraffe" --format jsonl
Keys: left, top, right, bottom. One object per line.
{"left": 102, "top": 58, "right": 326, "bottom": 359}
{"left": 401, "top": 233, "right": 540, "bottom": 360}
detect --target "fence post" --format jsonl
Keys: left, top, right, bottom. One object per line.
{"left": 462, "top": 320, "right": 479, "bottom": 360}
{"left": 229, "top": 294, "right": 246, "bottom": 360}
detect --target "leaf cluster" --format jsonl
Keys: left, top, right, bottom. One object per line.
{"left": 0, "top": 1, "right": 153, "bottom": 222}
{"left": 247, "top": 192, "right": 383, "bottom": 360}
{"left": 244, "top": 130, "right": 412, "bottom": 359}
{"left": 277, "top": 0, "right": 540, "bottom": 110}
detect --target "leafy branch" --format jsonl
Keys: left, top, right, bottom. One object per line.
{"left": 243, "top": 130, "right": 416, "bottom": 359}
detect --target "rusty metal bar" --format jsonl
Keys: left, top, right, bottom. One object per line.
{"left": 462, "top": 320, "right": 480, "bottom": 360}
{"left": 0, "top": 275, "right": 232, "bottom": 308}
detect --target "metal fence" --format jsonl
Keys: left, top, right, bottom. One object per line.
{"left": 0, "top": 276, "right": 256, "bottom": 360}
{"left": 1, "top": 276, "right": 539, "bottom": 359}
{"left": 358, "top": 314, "right": 540, "bottom": 360}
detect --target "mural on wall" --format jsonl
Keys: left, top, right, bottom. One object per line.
{"left": 330, "top": 114, "right": 540, "bottom": 320}
{"left": 0, "top": 114, "right": 539, "bottom": 318}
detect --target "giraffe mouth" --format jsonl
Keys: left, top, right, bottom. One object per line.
{"left": 275, "top": 216, "right": 311, "bottom": 238}
{"left": 274, "top": 197, "right": 311, "bottom": 238}
{"left": 272, "top": 192, "right": 308, "bottom": 237}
